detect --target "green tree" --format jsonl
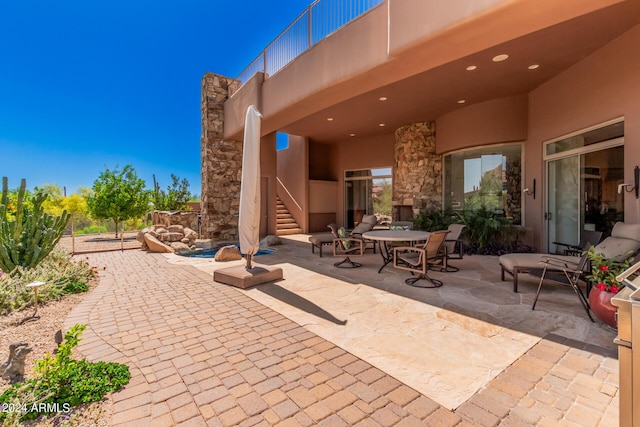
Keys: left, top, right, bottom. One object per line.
{"left": 87, "top": 165, "right": 150, "bottom": 238}
{"left": 153, "top": 174, "right": 193, "bottom": 211}
{"left": 35, "top": 183, "right": 65, "bottom": 215}
{"left": 373, "top": 179, "right": 392, "bottom": 216}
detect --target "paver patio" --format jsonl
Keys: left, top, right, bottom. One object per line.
{"left": 60, "top": 234, "right": 619, "bottom": 426}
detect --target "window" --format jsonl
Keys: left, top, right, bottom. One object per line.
{"left": 345, "top": 168, "right": 392, "bottom": 228}
{"left": 444, "top": 144, "right": 522, "bottom": 225}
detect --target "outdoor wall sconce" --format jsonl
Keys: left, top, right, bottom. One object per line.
{"left": 523, "top": 179, "right": 536, "bottom": 199}
{"left": 617, "top": 166, "right": 640, "bottom": 199}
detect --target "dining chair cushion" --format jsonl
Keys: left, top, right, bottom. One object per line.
{"left": 337, "top": 227, "right": 351, "bottom": 249}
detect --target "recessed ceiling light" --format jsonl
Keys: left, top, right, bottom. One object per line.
{"left": 379, "top": 96, "right": 387, "bottom": 101}
{"left": 378, "top": 123, "right": 385, "bottom": 127}
{"left": 492, "top": 54, "right": 509, "bottom": 62}
{"left": 327, "top": 117, "right": 334, "bottom": 121}
{"left": 528, "top": 64, "right": 540, "bottom": 70}
{"left": 466, "top": 65, "right": 477, "bottom": 71}
{"left": 349, "top": 133, "right": 356, "bottom": 137}
{"left": 457, "top": 99, "right": 466, "bottom": 104}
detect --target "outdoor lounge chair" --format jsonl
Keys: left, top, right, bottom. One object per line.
{"left": 393, "top": 230, "right": 449, "bottom": 287}
{"left": 553, "top": 230, "right": 603, "bottom": 256}
{"left": 530, "top": 253, "right": 594, "bottom": 322}
{"left": 309, "top": 215, "right": 377, "bottom": 257}
{"left": 499, "top": 222, "right": 640, "bottom": 292}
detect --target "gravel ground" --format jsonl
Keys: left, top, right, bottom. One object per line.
{"left": 0, "top": 280, "right": 112, "bottom": 426}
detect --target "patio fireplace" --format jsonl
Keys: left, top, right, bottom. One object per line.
{"left": 393, "top": 205, "right": 413, "bottom": 222}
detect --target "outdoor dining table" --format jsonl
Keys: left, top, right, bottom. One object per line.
{"left": 362, "top": 230, "right": 431, "bottom": 273}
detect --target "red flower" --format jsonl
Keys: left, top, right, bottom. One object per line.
{"left": 610, "top": 285, "right": 620, "bottom": 294}
{"left": 599, "top": 265, "right": 609, "bottom": 272}
{"left": 596, "top": 283, "right": 607, "bottom": 291}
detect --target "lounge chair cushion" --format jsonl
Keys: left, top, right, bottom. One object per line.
{"left": 498, "top": 222, "right": 640, "bottom": 292}
{"left": 352, "top": 215, "right": 378, "bottom": 234}
{"left": 498, "top": 253, "right": 577, "bottom": 274}
{"left": 598, "top": 222, "right": 640, "bottom": 260}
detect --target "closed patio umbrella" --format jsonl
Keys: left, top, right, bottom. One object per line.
{"left": 238, "top": 105, "right": 262, "bottom": 269}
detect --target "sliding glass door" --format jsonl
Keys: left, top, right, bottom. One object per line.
{"left": 544, "top": 122, "right": 624, "bottom": 253}
{"left": 345, "top": 168, "right": 392, "bottom": 228}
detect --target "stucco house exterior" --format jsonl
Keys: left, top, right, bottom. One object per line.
{"left": 201, "top": 0, "right": 640, "bottom": 254}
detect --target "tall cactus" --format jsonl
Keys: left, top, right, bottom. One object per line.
{"left": 0, "top": 177, "right": 70, "bottom": 273}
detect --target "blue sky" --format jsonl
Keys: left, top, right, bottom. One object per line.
{"left": 0, "top": 0, "right": 307, "bottom": 196}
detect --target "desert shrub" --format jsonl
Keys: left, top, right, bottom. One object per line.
{"left": 0, "top": 249, "right": 100, "bottom": 315}
{"left": 74, "top": 224, "right": 108, "bottom": 235}
{"left": 0, "top": 324, "right": 130, "bottom": 424}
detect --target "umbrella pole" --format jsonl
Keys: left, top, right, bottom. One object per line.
{"left": 246, "top": 254, "right": 253, "bottom": 270}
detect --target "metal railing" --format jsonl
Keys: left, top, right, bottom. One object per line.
{"left": 237, "top": 0, "right": 383, "bottom": 85}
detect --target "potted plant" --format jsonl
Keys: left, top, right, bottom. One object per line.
{"left": 586, "top": 246, "right": 632, "bottom": 328}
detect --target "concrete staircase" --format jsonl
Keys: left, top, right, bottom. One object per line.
{"left": 276, "top": 197, "right": 302, "bottom": 236}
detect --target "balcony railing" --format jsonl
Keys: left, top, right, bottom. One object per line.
{"left": 237, "top": 0, "right": 384, "bottom": 86}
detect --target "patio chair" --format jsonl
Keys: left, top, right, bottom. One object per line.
{"left": 393, "top": 230, "right": 449, "bottom": 287}
{"left": 530, "top": 253, "right": 594, "bottom": 322}
{"left": 440, "top": 223, "right": 466, "bottom": 272}
{"left": 499, "top": 222, "right": 640, "bottom": 292}
{"left": 328, "top": 224, "right": 364, "bottom": 268}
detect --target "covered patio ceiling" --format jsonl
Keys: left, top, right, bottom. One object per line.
{"left": 275, "top": 1, "right": 640, "bottom": 144}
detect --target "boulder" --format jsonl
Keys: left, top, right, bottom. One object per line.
{"left": 170, "top": 242, "right": 192, "bottom": 253}
{"left": 159, "top": 232, "right": 184, "bottom": 243}
{"left": 214, "top": 245, "right": 242, "bottom": 261}
{"left": 260, "top": 235, "right": 282, "bottom": 249}
{"left": 195, "top": 239, "right": 214, "bottom": 249}
{"left": 183, "top": 227, "right": 198, "bottom": 240}
{"left": 168, "top": 224, "right": 185, "bottom": 233}
{"left": 136, "top": 228, "right": 149, "bottom": 244}
{"left": 144, "top": 233, "right": 175, "bottom": 253}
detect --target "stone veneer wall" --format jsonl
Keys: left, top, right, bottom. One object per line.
{"left": 393, "top": 122, "right": 442, "bottom": 218}
{"left": 153, "top": 211, "right": 200, "bottom": 231}
{"left": 200, "top": 73, "right": 242, "bottom": 241}
{"left": 505, "top": 156, "right": 522, "bottom": 225}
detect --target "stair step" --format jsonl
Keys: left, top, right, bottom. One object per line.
{"left": 277, "top": 228, "right": 303, "bottom": 236}
{"left": 277, "top": 218, "right": 297, "bottom": 225}
{"left": 275, "top": 196, "right": 301, "bottom": 234}
{"left": 277, "top": 223, "right": 301, "bottom": 230}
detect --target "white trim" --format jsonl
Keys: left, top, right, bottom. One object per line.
{"left": 544, "top": 137, "right": 624, "bottom": 162}
{"left": 544, "top": 117, "right": 624, "bottom": 146}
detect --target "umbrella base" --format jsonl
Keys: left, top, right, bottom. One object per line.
{"left": 214, "top": 263, "right": 283, "bottom": 289}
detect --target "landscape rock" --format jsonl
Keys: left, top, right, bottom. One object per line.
{"left": 183, "top": 227, "right": 198, "bottom": 240}
{"left": 195, "top": 239, "right": 214, "bottom": 249}
{"left": 170, "top": 242, "right": 192, "bottom": 253}
{"left": 159, "top": 232, "right": 184, "bottom": 243}
{"left": 138, "top": 224, "right": 200, "bottom": 253}
{"left": 167, "top": 224, "right": 185, "bottom": 233}
{"left": 214, "top": 245, "right": 242, "bottom": 261}
{"left": 260, "top": 235, "right": 282, "bottom": 249}
{"left": 144, "top": 233, "right": 175, "bottom": 253}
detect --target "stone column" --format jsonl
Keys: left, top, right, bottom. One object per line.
{"left": 393, "top": 122, "right": 441, "bottom": 218}
{"left": 200, "top": 73, "right": 242, "bottom": 241}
